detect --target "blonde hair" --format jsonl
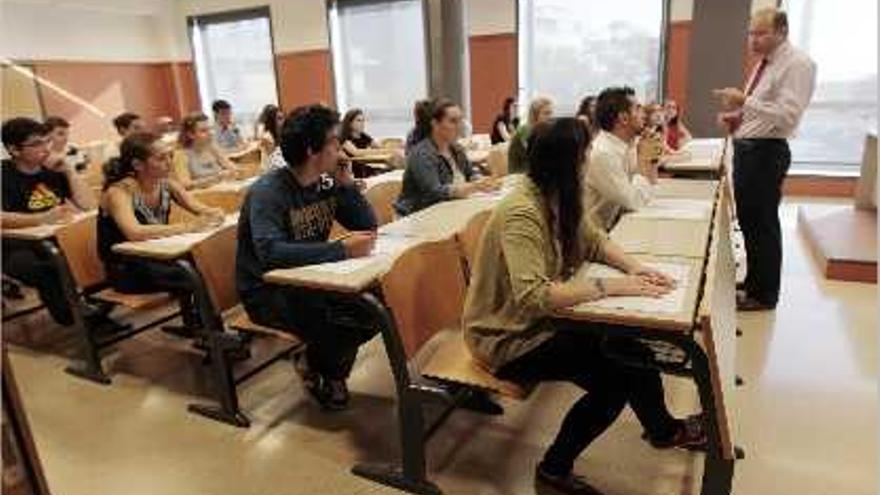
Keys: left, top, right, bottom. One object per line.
{"left": 527, "top": 97, "right": 553, "bottom": 126}
{"left": 752, "top": 7, "right": 788, "bottom": 37}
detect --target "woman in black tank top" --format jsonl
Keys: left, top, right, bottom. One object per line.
{"left": 98, "top": 132, "right": 225, "bottom": 329}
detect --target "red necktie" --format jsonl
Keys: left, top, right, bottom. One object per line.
{"left": 745, "top": 58, "right": 768, "bottom": 96}
{"left": 725, "top": 58, "right": 768, "bottom": 133}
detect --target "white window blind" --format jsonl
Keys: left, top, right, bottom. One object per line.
{"left": 329, "top": 0, "right": 428, "bottom": 138}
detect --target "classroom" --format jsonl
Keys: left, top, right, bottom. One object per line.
{"left": 1, "top": 0, "right": 877, "bottom": 494}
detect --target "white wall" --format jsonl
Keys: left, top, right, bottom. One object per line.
{"left": 466, "top": 0, "right": 515, "bottom": 36}
{"left": 1, "top": 0, "right": 173, "bottom": 62}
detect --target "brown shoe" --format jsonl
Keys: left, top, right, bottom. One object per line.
{"left": 736, "top": 293, "right": 776, "bottom": 311}
{"left": 536, "top": 464, "right": 605, "bottom": 495}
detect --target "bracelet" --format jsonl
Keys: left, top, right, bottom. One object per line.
{"left": 593, "top": 278, "right": 607, "bottom": 298}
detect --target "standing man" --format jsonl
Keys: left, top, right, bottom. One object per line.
{"left": 714, "top": 8, "right": 816, "bottom": 311}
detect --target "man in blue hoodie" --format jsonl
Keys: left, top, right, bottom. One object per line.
{"left": 236, "top": 105, "right": 378, "bottom": 411}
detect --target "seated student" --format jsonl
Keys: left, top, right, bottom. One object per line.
{"left": 584, "top": 86, "right": 660, "bottom": 231}
{"left": 255, "top": 104, "right": 285, "bottom": 171}
{"left": 508, "top": 96, "right": 553, "bottom": 174}
{"left": 1, "top": 117, "right": 96, "bottom": 325}
{"left": 464, "top": 118, "right": 706, "bottom": 495}
{"left": 405, "top": 99, "right": 432, "bottom": 154}
{"left": 99, "top": 132, "right": 224, "bottom": 329}
{"left": 394, "top": 99, "right": 498, "bottom": 216}
{"left": 663, "top": 99, "right": 693, "bottom": 152}
{"left": 106, "top": 112, "right": 145, "bottom": 158}
{"left": 45, "top": 116, "right": 89, "bottom": 172}
{"left": 212, "top": 99, "right": 244, "bottom": 152}
{"left": 490, "top": 97, "right": 519, "bottom": 144}
{"left": 576, "top": 95, "right": 598, "bottom": 137}
{"left": 236, "top": 105, "right": 379, "bottom": 411}
{"left": 171, "top": 113, "right": 237, "bottom": 189}
{"left": 339, "top": 108, "right": 379, "bottom": 156}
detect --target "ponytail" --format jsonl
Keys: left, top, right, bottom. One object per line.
{"left": 103, "top": 132, "right": 160, "bottom": 190}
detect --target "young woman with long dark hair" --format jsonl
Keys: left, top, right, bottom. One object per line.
{"left": 463, "top": 118, "right": 706, "bottom": 495}
{"left": 490, "top": 97, "right": 519, "bottom": 144}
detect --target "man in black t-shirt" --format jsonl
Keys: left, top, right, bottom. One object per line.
{"left": 2, "top": 117, "right": 96, "bottom": 325}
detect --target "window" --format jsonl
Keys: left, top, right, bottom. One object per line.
{"left": 329, "top": 0, "right": 428, "bottom": 138}
{"left": 518, "top": 0, "right": 666, "bottom": 114}
{"left": 783, "top": 0, "right": 877, "bottom": 171}
{"left": 189, "top": 8, "right": 279, "bottom": 138}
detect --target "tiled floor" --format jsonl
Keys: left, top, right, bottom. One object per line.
{"left": 4, "top": 198, "right": 876, "bottom": 495}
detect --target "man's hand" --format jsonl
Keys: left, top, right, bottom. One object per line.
{"left": 713, "top": 88, "right": 746, "bottom": 111}
{"left": 341, "top": 231, "right": 377, "bottom": 258}
{"left": 42, "top": 203, "right": 78, "bottom": 225}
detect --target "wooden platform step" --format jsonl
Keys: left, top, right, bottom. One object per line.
{"left": 798, "top": 206, "right": 877, "bottom": 283}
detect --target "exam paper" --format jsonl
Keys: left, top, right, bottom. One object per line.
{"left": 577, "top": 262, "right": 691, "bottom": 314}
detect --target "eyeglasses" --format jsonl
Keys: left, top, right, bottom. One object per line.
{"left": 19, "top": 137, "right": 49, "bottom": 148}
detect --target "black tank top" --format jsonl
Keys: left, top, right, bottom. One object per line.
{"left": 98, "top": 181, "right": 172, "bottom": 265}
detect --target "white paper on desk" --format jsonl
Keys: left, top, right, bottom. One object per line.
{"left": 372, "top": 234, "right": 418, "bottom": 256}
{"left": 577, "top": 262, "right": 690, "bottom": 314}
{"left": 311, "top": 257, "right": 379, "bottom": 274}
{"left": 628, "top": 208, "right": 708, "bottom": 221}
{"left": 136, "top": 214, "right": 238, "bottom": 248}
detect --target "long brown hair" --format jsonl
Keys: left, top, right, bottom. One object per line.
{"left": 103, "top": 132, "right": 160, "bottom": 190}
{"left": 526, "top": 118, "right": 591, "bottom": 276}
{"left": 177, "top": 112, "right": 209, "bottom": 148}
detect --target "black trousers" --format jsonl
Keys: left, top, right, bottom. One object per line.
{"left": 733, "top": 138, "right": 791, "bottom": 305}
{"left": 243, "top": 288, "right": 378, "bottom": 380}
{"left": 3, "top": 245, "right": 74, "bottom": 325}
{"left": 497, "top": 329, "right": 680, "bottom": 475}
{"left": 107, "top": 260, "right": 200, "bottom": 326}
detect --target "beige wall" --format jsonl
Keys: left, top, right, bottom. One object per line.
{"left": 1, "top": 0, "right": 172, "bottom": 62}
{"left": 466, "top": 0, "right": 515, "bottom": 36}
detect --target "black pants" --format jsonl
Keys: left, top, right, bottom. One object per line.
{"left": 733, "top": 138, "right": 791, "bottom": 305}
{"left": 107, "top": 260, "right": 199, "bottom": 326}
{"left": 3, "top": 245, "right": 74, "bottom": 325}
{"left": 497, "top": 329, "right": 679, "bottom": 475}
{"left": 243, "top": 288, "right": 378, "bottom": 380}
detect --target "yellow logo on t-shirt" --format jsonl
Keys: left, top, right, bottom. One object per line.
{"left": 27, "top": 183, "right": 62, "bottom": 211}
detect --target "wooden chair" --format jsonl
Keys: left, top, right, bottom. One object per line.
{"left": 487, "top": 142, "right": 509, "bottom": 178}
{"left": 54, "top": 215, "right": 170, "bottom": 311}
{"left": 455, "top": 210, "right": 491, "bottom": 281}
{"left": 381, "top": 237, "right": 530, "bottom": 399}
{"left": 54, "top": 214, "right": 177, "bottom": 383}
{"left": 365, "top": 180, "right": 403, "bottom": 226}
{"left": 186, "top": 224, "right": 304, "bottom": 427}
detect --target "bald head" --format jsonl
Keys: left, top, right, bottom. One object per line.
{"left": 749, "top": 8, "right": 788, "bottom": 56}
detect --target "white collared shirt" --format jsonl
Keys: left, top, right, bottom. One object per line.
{"left": 736, "top": 40, "right": 817, "bottom": 139}
{"left": 583, "top": 130, "right": 654, "bottom": 230}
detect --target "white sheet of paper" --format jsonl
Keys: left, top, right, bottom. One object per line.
{"left": 628, "top": 198, "right": 713, "bottom": 220}
{"left": 310, "top": 257, "right": 379, "bottom": 274}
{"left": 138, "top": 214, "right": 238, "bottom": 249}
{"left": 577, "top": 262, "right": 691, "bottom": 314}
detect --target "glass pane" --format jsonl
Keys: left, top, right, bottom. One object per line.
{"left": 785, "top": 0, "right": 877, "bottom": 168}
{"left": 331, "top": 0, "right": 427, "bottom": 138}
{"left": 191, "top": 14, "right": 278, "bottom": 137}
{"left": 519, "top": 0, "right": 664, "bottom": 114}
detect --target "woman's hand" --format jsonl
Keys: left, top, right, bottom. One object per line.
{"left": 631, "top": 264, "right": 678, "bottom": 289}
{"left": 603, "top": 276, "right": 673, "bottom": 298}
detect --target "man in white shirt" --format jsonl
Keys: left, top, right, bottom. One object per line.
{"left": 584, "top": 86, "right": 660, "bottom": 230}
{"left": 714, "top": 8, "right": 816, "bottom": 311}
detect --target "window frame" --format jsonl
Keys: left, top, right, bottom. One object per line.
{"left": 325, "top": 0, "right": 431, "bottom": 128}
{"left": 515, "top": 0, "right": 671, "bottom": 115}
{"left": 186, "top": 5, "right": 282, "bottom": 116}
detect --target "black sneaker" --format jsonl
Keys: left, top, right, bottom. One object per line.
{"left": 535, "top": 463, "right": 605, "bottom": 495}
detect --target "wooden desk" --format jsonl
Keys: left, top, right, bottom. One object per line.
{"left": 654, "top": 178, "right": 719, "bottom": 200}
{"left": 554, "top": 255, "right": 702, "bottom": 332}
{"left": 112, "top": 214, "right": 239, "bottom": 261}
{"left": 610, "top": 215, "right": 711, "bottom": 259}
{"left": 2, "top": 212, "right": 97, "bottom": 241}
{"left": 362, "top": 170, "right": 404, "bottom": 192}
